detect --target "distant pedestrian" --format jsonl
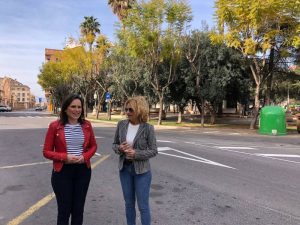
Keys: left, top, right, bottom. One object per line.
{"left": 43, "top": 94, "right": 97, "bottom": 225}
{"left": 112, "top": 96, "right": 158, "bottom": 225}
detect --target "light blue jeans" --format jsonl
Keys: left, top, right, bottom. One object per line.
{"left": 119, "top": 163, "right": 152, "bottom": 225}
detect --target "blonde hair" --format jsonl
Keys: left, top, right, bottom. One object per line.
{"left": 125, "top": 96, "right": 149, "bottom": 123}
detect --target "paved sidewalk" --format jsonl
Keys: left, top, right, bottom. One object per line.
{"left": 87, "top": 112, "right": 299, "bottom": 138}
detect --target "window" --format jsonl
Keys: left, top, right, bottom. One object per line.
{"left": 22, "top": 98, "right": 25, "bottom": 101}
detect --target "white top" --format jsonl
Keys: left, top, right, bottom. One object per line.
{"left": 126, "top": 123, "right": 140, "bottom": 146}
{"left": 64, "top": 123, "right": 84, "bottom": 156}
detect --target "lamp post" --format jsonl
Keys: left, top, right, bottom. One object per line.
{"left": 92, "top": 91, "right": 97, "bottom": 115}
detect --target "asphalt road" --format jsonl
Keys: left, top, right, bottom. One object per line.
{"left": 0, "top": 114, "right": 300, "bottom": 225}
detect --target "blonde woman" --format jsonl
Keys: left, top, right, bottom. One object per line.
{"left": 112, "top": 96, "right": 158, "bottom": 225}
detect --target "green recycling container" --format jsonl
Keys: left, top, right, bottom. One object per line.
{"left": 259, "top": 106, "right": 286, "bottom": 135}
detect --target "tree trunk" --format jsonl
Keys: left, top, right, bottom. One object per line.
{"left": 210, "top": 110, "right": 216, "bottom": 125}
{"left": 158, "top": 95, "right": 163, "bottom": 125}
{"left": 177, "top": 107, "right": 184, "bottom": 123}
{"left": 201, "top": 98, "right": 205, "bottom": 127}
{"left": 81, "top": 93, "right": 88, "bottom": 118}
{"left": 250, "top": 84, "right": 260, "bottom": 129}
{"left": 107, "top": 101, "right": 111, "bottom": 120}
{"left": 265, "top": 46, "right": 275, "bottom": 105}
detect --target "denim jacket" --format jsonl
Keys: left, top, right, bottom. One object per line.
{"left": 112, "top": 120, "right": 157, "bottom": 174}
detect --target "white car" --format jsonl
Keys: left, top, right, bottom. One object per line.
{"left": 0, "top": 105, "right": 12, "bottom": 112}
{"left": 5, "top": 105, "right": 12, "bottom": 112}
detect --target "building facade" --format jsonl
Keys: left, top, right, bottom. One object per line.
{"left": 44, "top": 48, "right": 63, "bottom": 112}
{"left": 45, "top": 48, "right": 62, "bottom": 63}
{"left": 0, "top": 76, "right": 35, "bottom": 109}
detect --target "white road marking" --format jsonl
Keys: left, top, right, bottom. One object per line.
{"left": 184, "top": 142, "right": 216, "bottom": 148}
{"left": 157, "top": 140, "right": 173, "bottom": 143}
{"left": 0, "top": 153, "right": 103, "bottom": 170}
{"left": 185, "top": 142, "right": 300, "bottom": 165}
{"left": 255, "top": 154, "right": 300, "bottom": 158}
{"left": 203, "top": 131, "right": 219, "bottom": 134}
{"left": 157, "top": 147, "right": 235, "bottom": 169}
{"left": 254, "top": 156, "right": 300, "bottom": 164}
{"left": 218, "top": 147, "right": 256, "bottom": 150}
{"left": 215, "top": 147, "right": 300, "bottom": 165}
{"left": 0, "top": 161, "right": 51, "bottom": 169}
{"left": 6, "top": 155, "right": 110, "bottom": 225}
{"left": 95, "top": 136, "right": 104, "bottom": 139}
{"left": 158, "top": 147, "right": 173, "bottom": 151}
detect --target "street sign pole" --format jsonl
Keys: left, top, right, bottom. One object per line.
{"left": 105, "top": 92, "right": 111, "bottom": 120}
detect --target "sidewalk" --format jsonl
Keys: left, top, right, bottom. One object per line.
{"left": 87, "top": 112, "right": 299, "bottom": 138}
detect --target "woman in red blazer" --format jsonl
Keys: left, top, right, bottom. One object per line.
{"left": 43, "top": 94, "right": 97, "bottom": 225}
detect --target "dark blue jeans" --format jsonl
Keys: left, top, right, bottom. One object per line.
{"left": 119, "top": 163, "right": 152, "bottom": 225}
{"left": 51, "top": 164, "right": 91, "bottom": 225}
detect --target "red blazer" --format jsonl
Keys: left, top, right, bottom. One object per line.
{"left": 43, "top": 120, "right": 97, "bottom": 172}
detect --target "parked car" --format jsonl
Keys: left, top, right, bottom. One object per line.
{"left": 0, "top": 105, "right": 12, "bottom": 112}
{"left": 35, "top": 106, "right": 43, "bottom": 111}
{"left": 5, "top": 105, "right": 12, "bottom": 112}
{"left": 0, "top": 105, "right": 6, "bottom": 112}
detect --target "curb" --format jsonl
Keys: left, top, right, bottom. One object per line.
{"left": 86, "top": 116, "right": 299, "bottom": 138}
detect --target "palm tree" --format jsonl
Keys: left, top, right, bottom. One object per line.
{"left": 80, "top": 16, "right": 101, "bottom": 51}
{"left": 108, "top": 0, "right": 135, "bottom": 21}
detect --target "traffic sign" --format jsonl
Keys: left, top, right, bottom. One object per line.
{"left": 105, "top": 92, "right": 111, "bottom": 102}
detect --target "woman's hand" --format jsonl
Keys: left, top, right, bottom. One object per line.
{"left": 66, "top": 154, "right": 79, "bottom": 164}
{"left": 119, "top": 141, "right": 129, "bottom": 152}
{"left": 124, "top": 147, "right": 136, "bottom": 159}
{"left": 74, "top": 155, "right": 85, "bottom": 164}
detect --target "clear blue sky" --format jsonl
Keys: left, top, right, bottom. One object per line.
{"left": 0, "top": 0, "right": 215, "bottom": 100}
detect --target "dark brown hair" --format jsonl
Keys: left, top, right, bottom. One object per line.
{"left": 59, "top": 94, "right": 85, "bottom": 124}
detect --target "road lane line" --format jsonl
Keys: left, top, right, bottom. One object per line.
{"left": 6, "top": 193, "right": 55, "bottom": 225}
{"left": 157, "top": 140, "right": 173, "bottom": 143}
{"left": 159, "top": 152, "right": 235, "bottom": 169}
{"left": 6, "top": 154, "right": 110, "bottom": 225}
{"left": 1, "top": 151, "right": 104, "bottom": 170}
{"left": 215, "top": 147, "right": 300, "bottom": 164}
{"left": 0, "top": 161, "right": 51, "bottom": 170}
{"left": 255, "top": 154, "right": 300, "bottom": 158}
{"left": 218, "top": 147, "right": 256, "bottom": 150}
{"left": 253, "top": 155, "right": 300, "bottom": 164}
{"left": 158, "top": 147, "right": 173, "bottom": 151}
{"left": 203, "top": 131, "right": 219, "bottom": 133}
{"left": 158, "top": 147, "right": 235, "bottom": 169}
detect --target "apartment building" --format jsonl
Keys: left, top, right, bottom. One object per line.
{"left": 0, "top": 76, "right": 35, "bottom": 109}
{"left": 45, "top": 48, "right": 62, "bottom": 63}
{"left": 0, "top": 77, "right": 4, "bottom": 104}
{"left": 44, "top": 48, "right": 63, "bottom": 111}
